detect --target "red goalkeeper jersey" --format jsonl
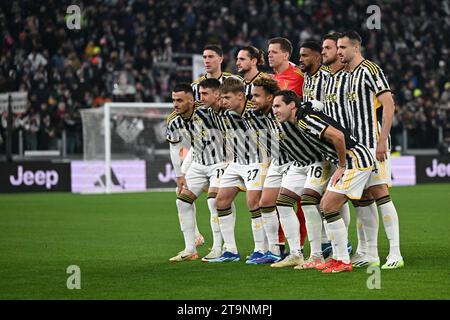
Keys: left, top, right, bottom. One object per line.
{"left": 273, "top": 62, "right": 304, "bottom": 97}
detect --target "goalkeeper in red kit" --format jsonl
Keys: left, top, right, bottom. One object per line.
{"left": 267, "top": 37, "right": 307, "bottom": 254}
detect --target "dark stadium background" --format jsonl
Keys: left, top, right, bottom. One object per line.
{"left": 0, "top": 0, "right": 448, "bottom": 156}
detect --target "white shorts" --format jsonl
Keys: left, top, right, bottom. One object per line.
{"left": 263, "top": 161, "right": 292, "bottom": 189}
{"left": 304, "top": 161, "right": 334, "bottom": 196}
{"left": 280, "top": 164, "right": 308, "bottom": 196}
{"left": 366, "top": 148, "right": 392, "bottom": 188}
{"left": 219, "top": 162, "right": 265, "bottom": 191}
{"left": 185, "top": 162, "right": 228, "bottom": 197}
{"left": 326, "top": 165, "right": 373, "bottom": 200}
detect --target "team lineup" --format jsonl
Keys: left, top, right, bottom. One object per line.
{"left": 166, "top": 31, "right": 404, "bottom": 273}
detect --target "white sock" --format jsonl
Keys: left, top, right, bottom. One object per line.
{"left": 378, "top": 198, "right": 402, "bottom": 258}
{"left": 355, "top": 206, "right": 368, "bottom": 255}
{"left": 323, "top": 219, "right": 337, "bottom": 259}
{"left": 207, "top": 197, "right": 222, "bottom": 251}
{"left": 193, "top": 202, "right": 201, "bottom": 238}
{"left": 176, "top": 199, "right": 196, "bottom": 253}
{"left": 218, "top": 212, "right": 237, "bottom": 254}
{"left": 261, "top": 208, "right": 281, "bottom": 255}
{"left": 251, "top": 217, "right": 266, "bottom": 253}
{"left": 340, "top": 202, "right": 351, "bottom": 230}
{"left": 263, "top": 230, "right": 269, "bottom": 253}
{"left": 231, "top": 202, "right": 237, "bottom": 228}
{"left": 250, "top": 209, "right": 266, "bottom": 253}
{"left": 277, "top": 205, "right": 301, "bottom": 255}
{"left": 302, "top": 204, "right": 323, "bottom": 257}
{"left": 321, "top": 223, "right": 330, "bottom": 243}
{"left": 359, "top": 202, "right": 379, "bottom": 259}
{"left": 327, "top": 218, "right": 350, "bottom": 264}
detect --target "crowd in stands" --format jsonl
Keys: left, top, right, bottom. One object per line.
{"left": 0, "top": 0, "right": 448, "bottom": 154}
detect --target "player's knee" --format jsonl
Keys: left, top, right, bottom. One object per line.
{"left": 276, "top": 193, "right": 297, "bottom": 208}
{"left": 360, "top": 188, "right": 374, "bottom": 201}
{"left": 175, "top": 195, "right": 195, "bottom": 216}
{"left": 176, "top": 194, "right": 195, "bottom": 205}
{"left": 301, "top": 193, "right": 320, "bottom": 207}
{"left": 368, "top": 184, "right": 389, "bottom": 200}
{"left": 259, "top": 195, "right": 275, "bottom": 209}
{"left": 246, "top": 197, "right": 260, "bottom": 211}
{"left": 375, "top": 194, "right": 392, "bottom": 207}
{"left": 322, "top": 210, "right": 341, "bottom": 223}
{"left": 321, "top": 200, "right": 339, "bottom": 215}
{"left": 249, "top": 208, "right": 262, "bottom": 219}
{"left": 215, "top": 195, "right": 231, "bottom": 210}
{"left": 350, "top": 199, "right": 360, "bottom": 207}
{"left": 356, "top": 198, "right": 375, "bottom": 207}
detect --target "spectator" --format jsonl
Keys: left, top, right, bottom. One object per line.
{"left": 0, "top": 0, "right": 447, "bottom": 153}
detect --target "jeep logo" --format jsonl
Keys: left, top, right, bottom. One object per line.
{"left": 425, "top": 159, "right": 450, "bottom": 178}
{"left": 9, "top": 165, "right": 59, "bottom": 189}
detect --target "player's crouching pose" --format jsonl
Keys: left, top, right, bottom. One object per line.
{"left": 274, "top": 90, "right": 375, "bottom": 273}
{"left": 267, "top": 94, "right": 329, "bottom": 269}
{"left": 246, "top": 76, "right": 288, "bottom": 264}
{"left": 210, "top": 77, "right": 271, "bottom": 263}
{"left": 167, "top": 82, "right": 232, "bottom": 262}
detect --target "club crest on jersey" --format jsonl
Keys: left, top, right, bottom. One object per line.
{"left": 325, "top": 93, "right": 337, "bottom": 103}
{"left": 303, "top": 88, "right": 314, "bottom": 101}
{"left": 347, "top": 92, "right": 357, "bottom": 102}
{"left": 193, "top": 115, "right": 202, "bottom": 124}
{"left": 277, "top": 132, "right": 284, "bottom": 141}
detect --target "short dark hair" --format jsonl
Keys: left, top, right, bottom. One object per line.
{"left": 199, "top": 78, "right": 221, "bottom": 90}
{"left": 172, "top": 83, "right": 193, "bottom": 95}
{"left": 300, "top": 41, "right": 322, "bottom": 54}
{"left": 252, "top": 76, "right": 280, "bottom": 95}
{"left": 221, "top": 77, "right": 245, "bottom": 94}
{"left": 203, "top": 44, "right": 223, "bottom": 57}
{"left": 323, "top": 32, "right": 342, "bottom": 43}
{"left": 338, "top": 30, "right": 362, "bottom": 45}
{"left": 268, "top": 37, "right": 293, "bottom": 57}
{"left": 240, "top": 46, "right": 265, "bottom": 65}
{"left": 274, "top": 90, "right": 301, "bottom": 107}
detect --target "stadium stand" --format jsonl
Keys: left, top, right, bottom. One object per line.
{"left": 0, "top": 0, "right": 448, "bottom": 154}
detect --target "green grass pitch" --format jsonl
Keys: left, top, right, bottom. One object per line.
{"left": 1, "top": 184, "right": 449, "bottom": 300}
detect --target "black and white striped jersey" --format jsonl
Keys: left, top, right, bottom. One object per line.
{"left": 191, "top": 72, "right": 243, "bottom": 105}
{"left": 323, "top": 67, "right": 352, "bottom": 130}
{"left": 166, "top": 110, "right": 192, "bottom": 145}
{"left": 279, "top": 120, "right": 325, "bottom": 168}
{"left": 190, "top": 107, "right": 227, "bottom": 165}
{"left": 302, "top": 65, "right": 330, "bottom": 102}
{"left": 244, "top": 71, "right": 270, "bottom": 107}
{"left": 297, "top": 105, "right": 374, "bottom": 170}
{"left": 265, "top": 111, "right": 293, "bottom": 166}
{"left": 218, "top": 107, "right": 269, "bottom": 165}
{"left": 166, "top": 107, "right": 226, "bottom": 165}
{"left": 347, "top": 59, "right": 391, "bottom": 149}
